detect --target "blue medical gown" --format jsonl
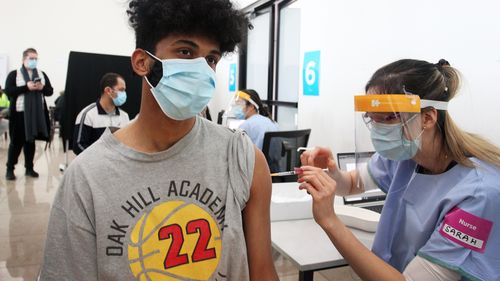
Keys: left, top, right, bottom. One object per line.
{"left": 239, "top": 114, "right": 279, "bottom": 150}
{"left": 368, "top": 154, "right": 500, "bottom": 281}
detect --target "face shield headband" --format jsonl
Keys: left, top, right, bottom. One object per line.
{"left": 354, "top": 94, "right": 448, "bottom": 114}
{"left": 236, "top": 91, "right": 260, "bottom": 111}
{"left": 354, "top": 94, "right": 449, "bottom": 162}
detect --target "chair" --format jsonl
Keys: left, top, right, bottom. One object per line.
{"left": 217, "top": 109, "right": 225, "bottom": 125}
{"left": 45, "top": 106, "right": 56, "bottom": 150}
{"left": 262, "top": 129, "right": 311, "bottom": 182}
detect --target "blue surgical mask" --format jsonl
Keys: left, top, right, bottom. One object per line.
{"left": 370, "top": 122, "right": 421, "bottom": 161}
{"left": 27, "top": 59, "right": 37, "bottom": 69}
{"left": 112, "top": 91, "right": 127, "bottom": 106}
{"left": 233, "top": 106, "right": 246, "bottom": 120}
{"left": 144, "top": 51, "right": 216, "bottom": 121}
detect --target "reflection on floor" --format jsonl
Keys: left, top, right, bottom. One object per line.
{"left": 0, "top": 135, "right": 360, "bottom": 281}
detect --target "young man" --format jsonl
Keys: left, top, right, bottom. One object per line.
{"left": 40, "top": 0, "right": 279, "bottom": 280}
{"left": 73, "top": 72, "right": 130, "bottom": 155}
{"left": 5, "top": 48, "right": 53, "bottom": 180}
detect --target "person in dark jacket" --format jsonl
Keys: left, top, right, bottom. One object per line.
{"left": 4, "top": 48, "right": 53, "bottom": 180}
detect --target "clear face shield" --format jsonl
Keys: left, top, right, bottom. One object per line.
{"left": 222, "top": 91, "right": 259, "bottom": 127}
{"left": 353, "top": 94, "right": 448, "bottom": 189}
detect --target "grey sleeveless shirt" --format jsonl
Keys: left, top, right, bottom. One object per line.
{"left": 40, "top": 117, "right": 255, "bottom": 281}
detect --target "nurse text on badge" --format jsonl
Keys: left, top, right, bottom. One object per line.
{"left": 439, "top": 207, "right": 493, "bottom": 253}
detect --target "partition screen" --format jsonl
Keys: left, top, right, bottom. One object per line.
{"left": 61, "top": 51, "right": 141, "bottom": 149}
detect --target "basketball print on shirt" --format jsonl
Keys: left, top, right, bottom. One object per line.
{"left": 128, "top": 200, "right": 222, "bottom": 280}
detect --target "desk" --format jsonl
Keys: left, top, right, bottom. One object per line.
{"left": 271, "top": 219, "right": 375, "bottom": 281}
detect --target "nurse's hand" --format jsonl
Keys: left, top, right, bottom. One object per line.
{"left": 300, "top": 146, "right": 340, "bottom": 180}
{"left": 297, "top": 166, "right": 337, "bottom": 229}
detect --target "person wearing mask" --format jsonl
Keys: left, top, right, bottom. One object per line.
{"left": 299, "top": 59, "right": 500, "bottom": 281}
{"left": 40, "top": 1, "right": 279, "bottom": 280}
{"left": 4, "top": 48, "right": 53, "bottom": 180}
{"left": 72, "top": 72, "right": 130, "bottom": 155}
{"left": 235, "top": 89, "right": 279, "bottom": 150}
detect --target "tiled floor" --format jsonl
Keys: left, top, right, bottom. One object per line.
{"left": 0, "top": 134, "right": 360, "bottom": 281}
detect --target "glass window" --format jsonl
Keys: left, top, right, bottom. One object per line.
{"left": 246, "top": 12, "right": 271, "bottom": 101}
{"left": 277, "top": 107, "right": 298, "bottom": 130}
{"left": 277, "top": 5, "right": 300, "bottom": 103}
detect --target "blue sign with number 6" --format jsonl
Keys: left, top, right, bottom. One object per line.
{"left": 303, "top": 51, "right": 320, "bottom": 96}
{"left": 229, "top": 63, "right": 237, "bottom": 92}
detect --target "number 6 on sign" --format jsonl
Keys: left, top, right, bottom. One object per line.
{"left": 303, "top": 51, "right": 320, "bottom": 96}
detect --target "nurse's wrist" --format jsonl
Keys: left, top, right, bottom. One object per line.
{"left": 327, "top": 165, "right": 343, "bottom": 182}
{"left": 318, "top": 213, "right": 342, "bottom": 232}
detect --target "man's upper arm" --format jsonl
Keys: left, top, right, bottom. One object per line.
{"left": 40, "top": 206, "right": 98, "bottom": 280}
{"left": 73, "top": 121, "right": 91, "bottom": 155}
{"left": 40, "top": 167, "right": 97, "bottom": 280}
{"left": 73, "top": 110, "right": 94, "bottom": 155}
{"left": 242, "top": 148, "right": 279, "bottom": 281}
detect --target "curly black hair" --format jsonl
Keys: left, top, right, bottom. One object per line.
{"left": 127, "top": 0, "right": 248, "bottom": 54}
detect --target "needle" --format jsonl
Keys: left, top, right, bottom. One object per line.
{"left": 271, "top": 168, "right": 328, "bottom": 177}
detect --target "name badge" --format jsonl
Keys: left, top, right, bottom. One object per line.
{"left": 439, "top": 207, "right": 493, "bottom": 253}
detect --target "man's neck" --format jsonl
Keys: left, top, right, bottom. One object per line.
{"left": 99, "top": 96, "right": 116, "bottom": 114}
{"left": 114, "top": 94, "right": 196, "bottom": 153}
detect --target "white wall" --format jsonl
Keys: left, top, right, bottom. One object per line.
{"left": 296, "top": 0, "right": 500, "bottom": 153}
{"left": 0, "top": 0, "right": 136, "bottom": 105}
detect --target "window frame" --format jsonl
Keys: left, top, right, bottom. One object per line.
{"left": 239, "top": 0, "right": 299, "bottom": 122}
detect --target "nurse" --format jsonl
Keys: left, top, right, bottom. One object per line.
{"left": 234, "top": 89, "right": 279, "bottom": 149}
{"left": 299, "top": 59, "right": 500, "bottom": 280}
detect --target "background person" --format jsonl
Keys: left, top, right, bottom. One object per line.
{"left": 0, "top": 85, "right": 10, "bottom": 140}
{"left": 0, "top": 85, "right": 9, "bottom": 110}
{"left": 53, "top": 90, "right": 64, "bottom": 124}
{"left": 236, "top": 89, "right": 279, "bottom": 149}
{"left": 72, "top": 72, "right": 129, "bottom": 155}
{"left": 40, "top": 0, "right": 279, "bottom": 280}
{"left": 299, "top": 59, "right": 500, "bottom": 281}
{"left": 53, "top": 91, "right": 68, "bottom": 152}
{"left": 4, "top": 48, "right": 53, "bottom": 180}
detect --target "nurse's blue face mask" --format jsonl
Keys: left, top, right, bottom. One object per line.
{"left": 368, "top": 114, "right": 423, "bottom": 161}
{"left": 144, "top": 50, "right": 216, "bottom": 121}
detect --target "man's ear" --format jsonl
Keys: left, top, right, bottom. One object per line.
{"left": 131, "top": 49, "right": 151, "bottom": 76}
{"left": 422, "top": 108, "right": 438, "bottom": 129}
{"left": 104, "top": 86, "right": 112, "bottom": 96}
